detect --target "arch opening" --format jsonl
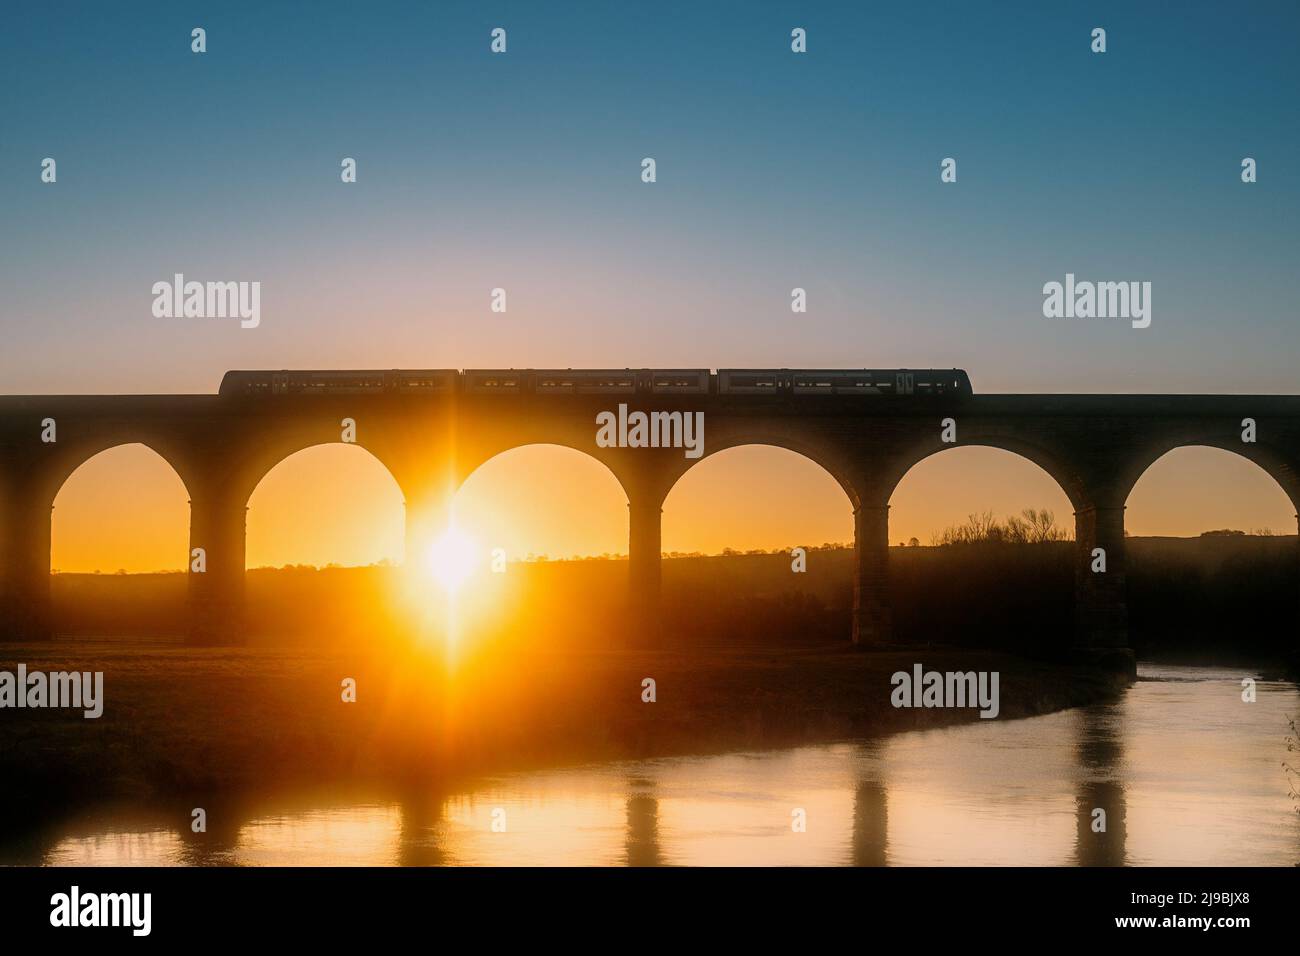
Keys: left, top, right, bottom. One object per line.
{"left": 50, "top": 443, "right": 191, "bottom": 638}
{"left": 888, "top": 446, "right": 1077, "bottom": 655}
{"left": 246, "top": 443, "right": 405, "bottom": 570}
{"left": 1124, "top": 445, "right": 1297, "bottom": 664}
{"left": 244, "top": 443, "right": 406, "bottom": 644}
{"left": 453, "top": 444, "right": 629, "bottom": 562}
{"left": 434, "top": 443, "right": 631, "bottom": 653}
{"left": 659, "top": 444, "right": 855, "bottom": 645}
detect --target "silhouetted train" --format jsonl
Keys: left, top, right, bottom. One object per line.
{"left": 219, "top": 368, "right": 973, "bottom": 397}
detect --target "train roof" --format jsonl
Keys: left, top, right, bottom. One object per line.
{"left": 222, "top": 367, "right": 969, "bottom": 375}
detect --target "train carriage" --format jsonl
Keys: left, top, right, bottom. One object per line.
{"left": 533, "top": 369, "right": 638, "bottom": 395}
{"left": 648, "top": 369, "right": 711, "bottom": 394}
{"left": 716, "top": 368, "right": 972, "bottom": 396}
{"left": 218, "top": 369, "right": 457, "bottom": 396}
{"left": 463, "top": 369, "right": 526, "bottom": 393}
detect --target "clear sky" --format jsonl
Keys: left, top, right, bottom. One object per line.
{"left": 3, "top": 2, "right": 1297, "bottom": 569}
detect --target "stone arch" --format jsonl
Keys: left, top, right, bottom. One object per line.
{"left": 673, "top": 433, "right": 862, "bottom": 514}
{"left": 234, "top": 429, "right": 408, "bottom": 512}
{"left": 1118, "top": 440, "right": 1300, "bottom": 518}
{"left": 881, "top": 438, "right": 1090, "bottom": 513}
{"left": 454, "top": 440, "right": 632, "bottom": 505}
{"left": 41, "top": 435, "right": 198, "bottom": 507}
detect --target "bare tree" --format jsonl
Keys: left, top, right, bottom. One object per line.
{"left": 935, "top": 507, "right": 1071, "bottom": 545}
{"left": 1023, "top": 508, "right": 1070, "bottom": 542}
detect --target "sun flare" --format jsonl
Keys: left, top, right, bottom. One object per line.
{"left": 426, "top": 524, "right": 479, "bottom": 594}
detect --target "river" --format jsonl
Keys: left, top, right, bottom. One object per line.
{"left": 18, "top": 663, "right": 1300, "bottom": 866}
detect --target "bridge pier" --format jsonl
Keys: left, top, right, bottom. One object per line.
{"left": 1294, "top": 514, "right": 1300, "bottom": 659}
{"left": 628, "top": 494, "right": 662, "bottom": 640}
{"left": 0, "top": 478, "right": 53, "bottom": 642}
{"left": 852, "top": 503, "right": 892, "bottom": 645}
{"left": 186, "top": 488, "right": 247, "bottom": 645}
{"left": 1073, "top": 504, "right": 1133, "bottom": 672}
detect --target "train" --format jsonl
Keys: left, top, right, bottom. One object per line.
{"left": 218, "top": 368, "right": 973, "bottom": 397}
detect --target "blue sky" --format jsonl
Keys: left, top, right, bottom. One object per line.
{"left": 2, "top": 0, "right": 1297, "bottom": 393}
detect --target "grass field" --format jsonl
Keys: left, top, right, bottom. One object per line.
{"left": 0, "top": 638, "right": 1126, "bottom": 816}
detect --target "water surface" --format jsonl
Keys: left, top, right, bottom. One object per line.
{"left": 24, "top": 664, "right": 1300, "bottom": 866}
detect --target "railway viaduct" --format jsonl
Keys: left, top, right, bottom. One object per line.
{"left": 2, "top": 381, "right": 1299, "bottom": 668}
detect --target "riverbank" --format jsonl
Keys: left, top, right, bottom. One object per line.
{"left": 0, "top": 638, "right": 1130, "bottom": 815}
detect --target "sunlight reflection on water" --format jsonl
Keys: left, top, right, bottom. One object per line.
{"left": 37, "top": 664, "right": 1300, "bottom": 866}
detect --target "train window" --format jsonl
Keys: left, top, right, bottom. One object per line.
{"left": 731, "top": 375, "right": 779, "bottom": 389}
{"left": 534, "top": 371, "right": 636, "bottom": 393}
{"left": 467, "top": 371, "right": 522, "bottom": 391}
{"left": 651, "top": 370, "right": 709, "bottom": 393}
{"left": 791, "top": 372, "right": 885, "bottom": 393}
{"left": 390, "top": 371, "right": 455, "bottom": 391}
{"left": 792, "top": 375, "right": 833, "bottom": 391}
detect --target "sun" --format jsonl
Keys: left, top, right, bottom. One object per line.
{"left": 426, "top": 524, "right": 479, "bottom": 594}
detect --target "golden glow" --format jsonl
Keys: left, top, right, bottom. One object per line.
{"left": 1126, "top": 446, "right": 1295, "bottom": 536}
{"left": 51, "top": 444, "right": 189, "bottom": 573}
{"left": 426, "top": 524, "right": 479, "bottom": 594}
{"left": 450, "top": 445, "right": 627, "bottom": 559}
{"left": 46, "top": 443, "right": 1300, "bottom": 577}
{"left": 663, "top": 445, "right": 852, "bottom": 553}
{"left": 245, "top": 443, "right": 404, "bottom": 569}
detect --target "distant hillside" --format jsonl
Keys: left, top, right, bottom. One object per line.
{"left": 48, "top": 535, "right": 1298, "bottom": 665}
